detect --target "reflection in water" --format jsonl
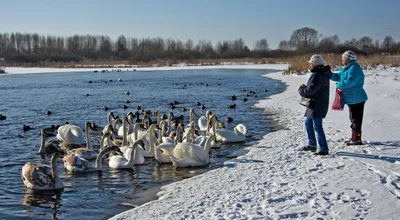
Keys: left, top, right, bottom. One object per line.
{"left": 22, "top": 188, "right": 63, "bottom": 219}
{"left": 0, "top": 69, "right": 285, "bottom": 219}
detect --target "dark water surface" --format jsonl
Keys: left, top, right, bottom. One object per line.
{"left": 0, "top": 68, "right": 285, "bottom": 219}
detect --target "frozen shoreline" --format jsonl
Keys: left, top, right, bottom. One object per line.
{"left": 111, "top": 66, "right": 400, "bottom": 219}
{"left": 1, "top": 64, "right": 288, "bottom": 75}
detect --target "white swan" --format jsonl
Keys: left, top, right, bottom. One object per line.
{"left": 68, "top": 122, "right": 98, "bottom": 160}
{"left": 137, "top": 124, "right": 159, "bottom": 158}
{"left": 57, "top": 124, "right": 86, "bottom": 145}
{"left": 119, "top": 117, "right": 146, "bottom": 164}
{"left": 21, "top": 153, "right": 63, "bottom": 190}
{"left": 209, "top": 115, "right": 246, "bottom": 143}
{"left": 154, "top": 124, "right": 183, "bottom": 163}
{"left": 108, "top": 139, "right": 145, "bottom": 169}
{"left": 170, "top": 133, "right": 216, "bottom": 167}
{"left": 159, "top": 120, "right": 176, "bottom": 144}
{"left": 63, "top": 145, "right": 117, "bottom": 173}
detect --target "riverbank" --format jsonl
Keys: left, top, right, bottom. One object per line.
{"left": 111, "top": 67, "right": 400, "bottom": 219}
{"left": 1, "top": 64, "right": 288, "bottom": 75}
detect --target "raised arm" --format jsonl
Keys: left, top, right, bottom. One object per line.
{"left": 337, "top": 65, "right": 361, "bottom": 90}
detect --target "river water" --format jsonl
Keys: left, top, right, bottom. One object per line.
{"left": 0, "top": 68, "right": 285, "bottom": 219}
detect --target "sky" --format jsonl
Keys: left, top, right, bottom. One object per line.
{"left": 1, "top": 0, "right": 400, "bottom": 49}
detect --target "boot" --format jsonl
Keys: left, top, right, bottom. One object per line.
{"left": 344, "top": 131, "right": 355, "bottom": 144}
{"left": 346, "top": 131, "right": 363, "bottom": 146}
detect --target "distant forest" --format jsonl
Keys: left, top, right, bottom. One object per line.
{"left": 1, "top": 27, "right": 400, "bottom": 64}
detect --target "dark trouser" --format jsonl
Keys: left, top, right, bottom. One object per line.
{"left": 348, "top": 102, "right": 365, "bottom": 132}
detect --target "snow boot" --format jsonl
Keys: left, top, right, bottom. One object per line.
{"left": 301, "top": 145, "right": 317, "bottom": 152}
{"left": 344, "top": 130, "right": 356, "bottom": 144}
{"left": 314, "top": 151, "right": 329, "bottom": 156}
{"left": 346, "top": 131, "right": 363, "bottom": 146}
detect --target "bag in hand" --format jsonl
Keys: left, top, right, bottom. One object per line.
{"left": 299, "top": 97, "right": 314, "bottom": 108}
{"left": 332, "top": 88, "right": 344, "bottom": 111}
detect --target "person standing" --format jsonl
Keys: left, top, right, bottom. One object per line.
{"left": 299, "top": 55, "right": 331, "bottom": 155}
{"left": 330, "top": 50, "right": 368, "bottom": 145}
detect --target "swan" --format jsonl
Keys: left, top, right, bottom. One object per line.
{"left": 154, "top": 124, "right": 184, "bottom": 163}
{"left": 159, "top": 120, "right": 177, "bottom": 144}
{"left": 38, "top": 128, "right": 64, "bottom": 154}
{"left": 116, "top": 117, "right": 146, "bottom": 164}
{"left": 68, "top": 122, "right": 98, "bottom": 160}
{"left": 170, "top": 133, "right": 216, "bottom": 167}
{"left": 101, "top": 112, "right": 117, "bottom": 135}
{"left": 108, "top": 139, "right": 145, "bottom": 169}
{"left": 198, "top": 110, "right": 212, "bottom": 136}
{"left": 56, "top": 124, "right": 85, "bottom": 145}
{"left": 21, "top": 153, "right": 63, "bottom": 190}
{"left": 63, "top": 145, "right": 117, "bottom": 173}
{"left": 136, "top": 123, "right": 159, "bottom": 158}
{"left": 209, "top": 115, "right": 246, "bottom": 143}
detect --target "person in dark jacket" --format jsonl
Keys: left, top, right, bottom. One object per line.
{"left": 330, "top": 50, "right": 368, "bottom": 145}
{"left": 299, "top": 55, "right": 331, "bottom": 155}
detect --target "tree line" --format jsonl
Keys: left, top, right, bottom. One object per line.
{"left": 0, "top": 27, "right": 399, "bottom": 64}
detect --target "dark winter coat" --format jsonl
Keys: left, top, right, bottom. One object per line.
{"left": 299, "top": 65, "right": 331, "bottom": 118}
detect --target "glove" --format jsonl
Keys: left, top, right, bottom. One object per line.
{"left": 298, "top": 84, "right": 306, "bottom": 92}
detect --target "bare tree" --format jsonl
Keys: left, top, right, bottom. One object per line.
{"left": 254, "top": 38, "right": 269, "bottom": 51}
{"left": 382, "top": 36, "right": 396, "bottom": 52}
{"left": 278, "top": 40, "right": 293, "bottom": 51}
{"left": 357, "top": 36, "right": 374, "bottom": 51}
{"left": 289, "top": 27, "right": 319, "bottom": 50}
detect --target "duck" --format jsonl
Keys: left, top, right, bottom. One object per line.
{"left": 108, "top": 139, "right": 146, "bottom": 169}
{"left": 0, "top": 114, "right": 6, "bottom": 120}
{"left": 170, "top": 133, "right": 216, "bottom": 167}
{"left": 227, "top": 117, "right": 233, "bottom": 123}
{"left": 63, "top": 145, "right": 117, "bottom": 173}
{"left": 23, "top": 125, "right": 32, "bottom": 132}
{"left": 228, "top": 104, "right": 236, "bottom": 109}
{"left": 231, "top": 95, "right": 237, "bottom": 100}
{"left": 21, "top": 153, "right": 63, "bottom": 190}
{"left": 45, "top": 111, "right": 52, "bottom": 116}
{"left": 243, "top": 97, "right": 248, "bottom": 102}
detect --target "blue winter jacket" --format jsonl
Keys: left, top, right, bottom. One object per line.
{"left": 330, "top": 61, "right": 368, "bottom": 105}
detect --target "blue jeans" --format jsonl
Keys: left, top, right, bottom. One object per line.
{"left": 305, "top": 117, "right": 328, "bottom": 152}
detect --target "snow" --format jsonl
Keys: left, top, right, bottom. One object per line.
{"left": 110, "top": 66, "right": 400, "bottom": 220}
{"left": 1, "top": 64, "right": 288, "bottom": 75}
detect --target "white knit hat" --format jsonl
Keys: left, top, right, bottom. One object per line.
{"left": 308, "top": 54, "right": 325, "bottom": 66}
{"left": 342, "top": 50, "right": 356, "bottom": 62}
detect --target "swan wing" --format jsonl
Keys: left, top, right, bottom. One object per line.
{"left": 133, "top": 147, "right": 146, "bottom": 165}
{"left": 170, "top": 155, "right": 206, "bottom": 168}
{"left": 57, "top": 124, "right": 85, "bottom": 144}
{"left": 198, "top": 116, "right": 208, "bottom": 132}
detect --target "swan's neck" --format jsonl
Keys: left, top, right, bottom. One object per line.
{"left": 156, "top": 113, "right": 161, "bottom": 126}
{"left": 85, "top": 124, "right": 92, "bottom": 150}
{"left": 95, "top": 146, "right": 112, "bottom": 169}
{"left": 147, "top": 126, "right": 155, "bottom": 154}
{"left": 51, "top": 155, "right": 60, "bottom": 185}
{"left": 122, "top": 119, "right": 128, "bottom": 146}
{"left": 189, "top": 111, "right": 193, "bottom": 124}
{"left": 133, "top": 124, "right": 139, "bottom": 141}
{"left": 108, "top": 114, "right": 112, "bottom": 126}
{"left": 204, "top": 136, "right": 214, "bottom": 154}
{"left": 167, "top": 116, "right": 172, "bottom": 135}
{"left": 128, "top": 142, "right": 138, "bottom": 166}
{"left": 40, "top": 130, "right": 45, "bottom": 152}
{"left": 176, "top": 125, "right": 182, "bottom": 143}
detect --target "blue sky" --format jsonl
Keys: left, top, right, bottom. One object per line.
{"left": 1, "top": 0, "right": 399, "bottom": 48}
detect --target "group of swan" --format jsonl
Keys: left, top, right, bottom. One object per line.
{"left": 22, "top": 109, "right": 248, "bottom": 191}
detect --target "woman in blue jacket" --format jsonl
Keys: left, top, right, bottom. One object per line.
{"left": 330, "top": 51, "right": 368, "bottom": 145}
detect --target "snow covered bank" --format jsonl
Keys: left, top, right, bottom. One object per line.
{"left": 2, "top": 64, "right": 288, "bottom": 75}
{"left": 111, "top": 67, "right": 400, "bottom": 219}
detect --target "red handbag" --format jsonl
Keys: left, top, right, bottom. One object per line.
{"left": 332, "top": 88, "right": 344, "bottom": 111}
